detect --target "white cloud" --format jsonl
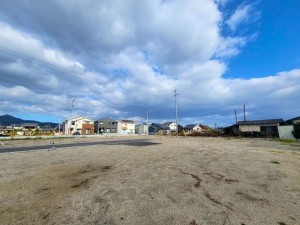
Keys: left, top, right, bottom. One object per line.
{"left": 226, "top": 4, "right": 260, "bottom": 31}
{"left": 215, "top": 0, "right": 231, "bottom": 6}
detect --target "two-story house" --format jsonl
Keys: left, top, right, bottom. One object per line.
{"left": 94, "top": 118, "right": 118, "bottom": 134}
{"left": 64, "top": 116, "right": 94, "bottom": 135}
{"left": 118, "top": 120, "right": 135, "bottom": 134}
{"left": 163, "top": 122, "right": 177, "bottom": 132}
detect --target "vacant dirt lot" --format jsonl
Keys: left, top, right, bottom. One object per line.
{"left": 0, "top": 137, "right": 299, "bottom": 225}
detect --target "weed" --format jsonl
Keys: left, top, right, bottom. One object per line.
{"left": 279, "top": 139, "right": 295, "bottom": 143}
{"left": 270, "top": 160, "right": 280, "bottom": 164}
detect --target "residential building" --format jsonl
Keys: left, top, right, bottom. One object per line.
{"left": 284, "top": 116, "right": 300, "bottom": 125}
{"left": 135, "top": 123, "right": 149, "bottom": 135}
{"left": 163, "top": 122, "right": 177, "bottom": 131}
{"left": 149, "top": 123, "right": 170, "bottom": 134}
{"left": 118, "top": 120, "right": 135, "bottom": 134}
{"left": 94, "top": 118, "right": 118, "bottom": 134}
{"left": 184, "top": 124, "right": 202, "bottom": 133}
{"left": 64, "top": 116, "right": 94, "bottom": 135}
{"left": 39, "top": 126, "right": 54, "bottom": 134}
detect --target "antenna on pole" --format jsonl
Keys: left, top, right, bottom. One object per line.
{"left": 174, "top": 89, "right": 179, "bottom": 138}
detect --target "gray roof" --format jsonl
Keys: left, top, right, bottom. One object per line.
{"left": 40, "top": 127, "right": 53, "bottom": 131}
{"left": 184, "top": 124, "right": 197, "bottom": 129}
{"left": 163, "top": 122, "right": 174, "bottom": 126}
{"left": 150, "top": 123, "right": 170, "bottom": 130}
{"left": 120, "top": 120, "right": 135, "bottom": 123}
{"left": 22, "top": 123, "right": 38, "bottom": 127}
{"left": 237, "top": 119, "right": 283, "bottom": 126}
{"left": 95, "top": 118, "right": 117, "bottom": 122}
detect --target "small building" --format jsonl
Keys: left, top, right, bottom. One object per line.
{"left": 118, "top": 120, "right": 135, "bottom": 134}
{"left": 22, "top": 123, "right": 38, "bottom": 136}
{"left": 236, "top": 119, "right": 283, "bottom": 137}
{"left": 135, "top": 123, "right": 149, "bottom": 135}
{"left": 64, "top": 116, "right": 94, "bottom": 135}
{"left": 163, "top": 122, "right": 177, "bottom": 132}
{"left": 237, "top": 119, "right": 283, "bottom": 132}
{"left": 94, "top": 118, "right": 118, "bottom": 134}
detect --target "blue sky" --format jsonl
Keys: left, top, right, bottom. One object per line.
{"left": 224, "top": 0, "right": 300, "bottom": 78}
{"left": 0, "top": 0, "right": 299, "bottom": 127}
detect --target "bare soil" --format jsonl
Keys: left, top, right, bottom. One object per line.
{"left": 0, "top": 137, "right": 299, "bottom": 225}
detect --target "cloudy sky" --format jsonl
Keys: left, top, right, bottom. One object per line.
{"left": 0, "top": 0, "right": 299, "bottom": 127}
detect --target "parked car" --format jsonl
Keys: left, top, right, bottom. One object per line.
{"left": 72, "top": 132, "right": 80, "bottom": 135}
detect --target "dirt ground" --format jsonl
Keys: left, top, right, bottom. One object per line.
{"left": 0, "top": 136, "right": 299, "bottom": 225}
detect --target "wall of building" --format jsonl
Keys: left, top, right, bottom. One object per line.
{"left": 95, "top": 119, "right": 118, "bottom": 134}
{"left": 82, "top": 124, "right": 94, "bottom": 135}
{"left": 278, "top": 125, "right": 295, "bottom": 140}
{"left": 118, "top": 122, "right": 135, "bottom": 134}
{"left": 169, "top": 123, "right": 177, "bottom": 131}
{"left": 239, "top": 125, "right": 261, "bottom": 132}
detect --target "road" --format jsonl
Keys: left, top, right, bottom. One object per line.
{"left": 0, "top": 139, "right": 159, "bottom": 154}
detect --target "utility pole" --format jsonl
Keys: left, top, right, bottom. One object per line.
{"left": 146, "top": 108, "right": 152, "bottom": 124}
{"left": 58, "top": 118, "right": 61, "bottom": 134}
{"left": 243, "top": 104, "right": 246, "bottom": 122}
{"left": 146, "top": 110, "right": 149, "bottom": 125}
{"left": 234, "top": 110, "right": 237, "bottom": 124}
{"left": 174, "top": 89, "right": 179, "bottom": 138}
{"left": 71, "top": 97, "right": 76, "bottom": 118}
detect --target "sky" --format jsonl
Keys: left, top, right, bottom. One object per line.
{"left": 0, "top": 0, "right": 299, "bottom": 127}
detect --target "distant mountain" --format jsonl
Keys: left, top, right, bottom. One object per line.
{"left": 0, "top": 114, "right": 58, "bottom": 128}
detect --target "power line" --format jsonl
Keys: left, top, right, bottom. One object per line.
{"left": 0, "top": 77, "right": 152, "bottom": 111}
{"left": 0, "top": 77, "right": 78, "bottom": 97}
{"left": 0, "top": 46, "right": 156, "bottom": 99}
{"left": 0, "top": 45, "right": 108, "bottom": 86}
{"left": 0, "top": 46, "right": 160, "bottom": 112}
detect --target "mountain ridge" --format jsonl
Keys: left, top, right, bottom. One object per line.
{"left": 0, "top": 114, "right": 58, "bottom": 128}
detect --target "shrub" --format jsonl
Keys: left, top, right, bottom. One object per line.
{"left": 293, "top": 122, "right": 300, "bottom": 139}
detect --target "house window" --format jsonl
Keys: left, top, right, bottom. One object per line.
{"left": 71, "top": 121, "right": 75, "bottom": 125}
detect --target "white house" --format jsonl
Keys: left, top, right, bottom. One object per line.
{"left": 184, "top": 124, "right": 202, "bottom": 133}
{"left": 163, "top": 122, "right": 177, "bottom": 132}
{"left": 135, "top": 123, "right": 149, "bottom": 135}
{"left": 118, "top": 120, "right": 135, "bottom": 134}
{"left": 64, "top": 116, "right": 94, "bottom": 135}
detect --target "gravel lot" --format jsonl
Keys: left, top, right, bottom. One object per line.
{"left": 0, "top": 136, "right": 299, "bottom": 225}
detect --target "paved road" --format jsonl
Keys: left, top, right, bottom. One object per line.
{"left": 0, "top": 139, "right": 159, "bottom": 154}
